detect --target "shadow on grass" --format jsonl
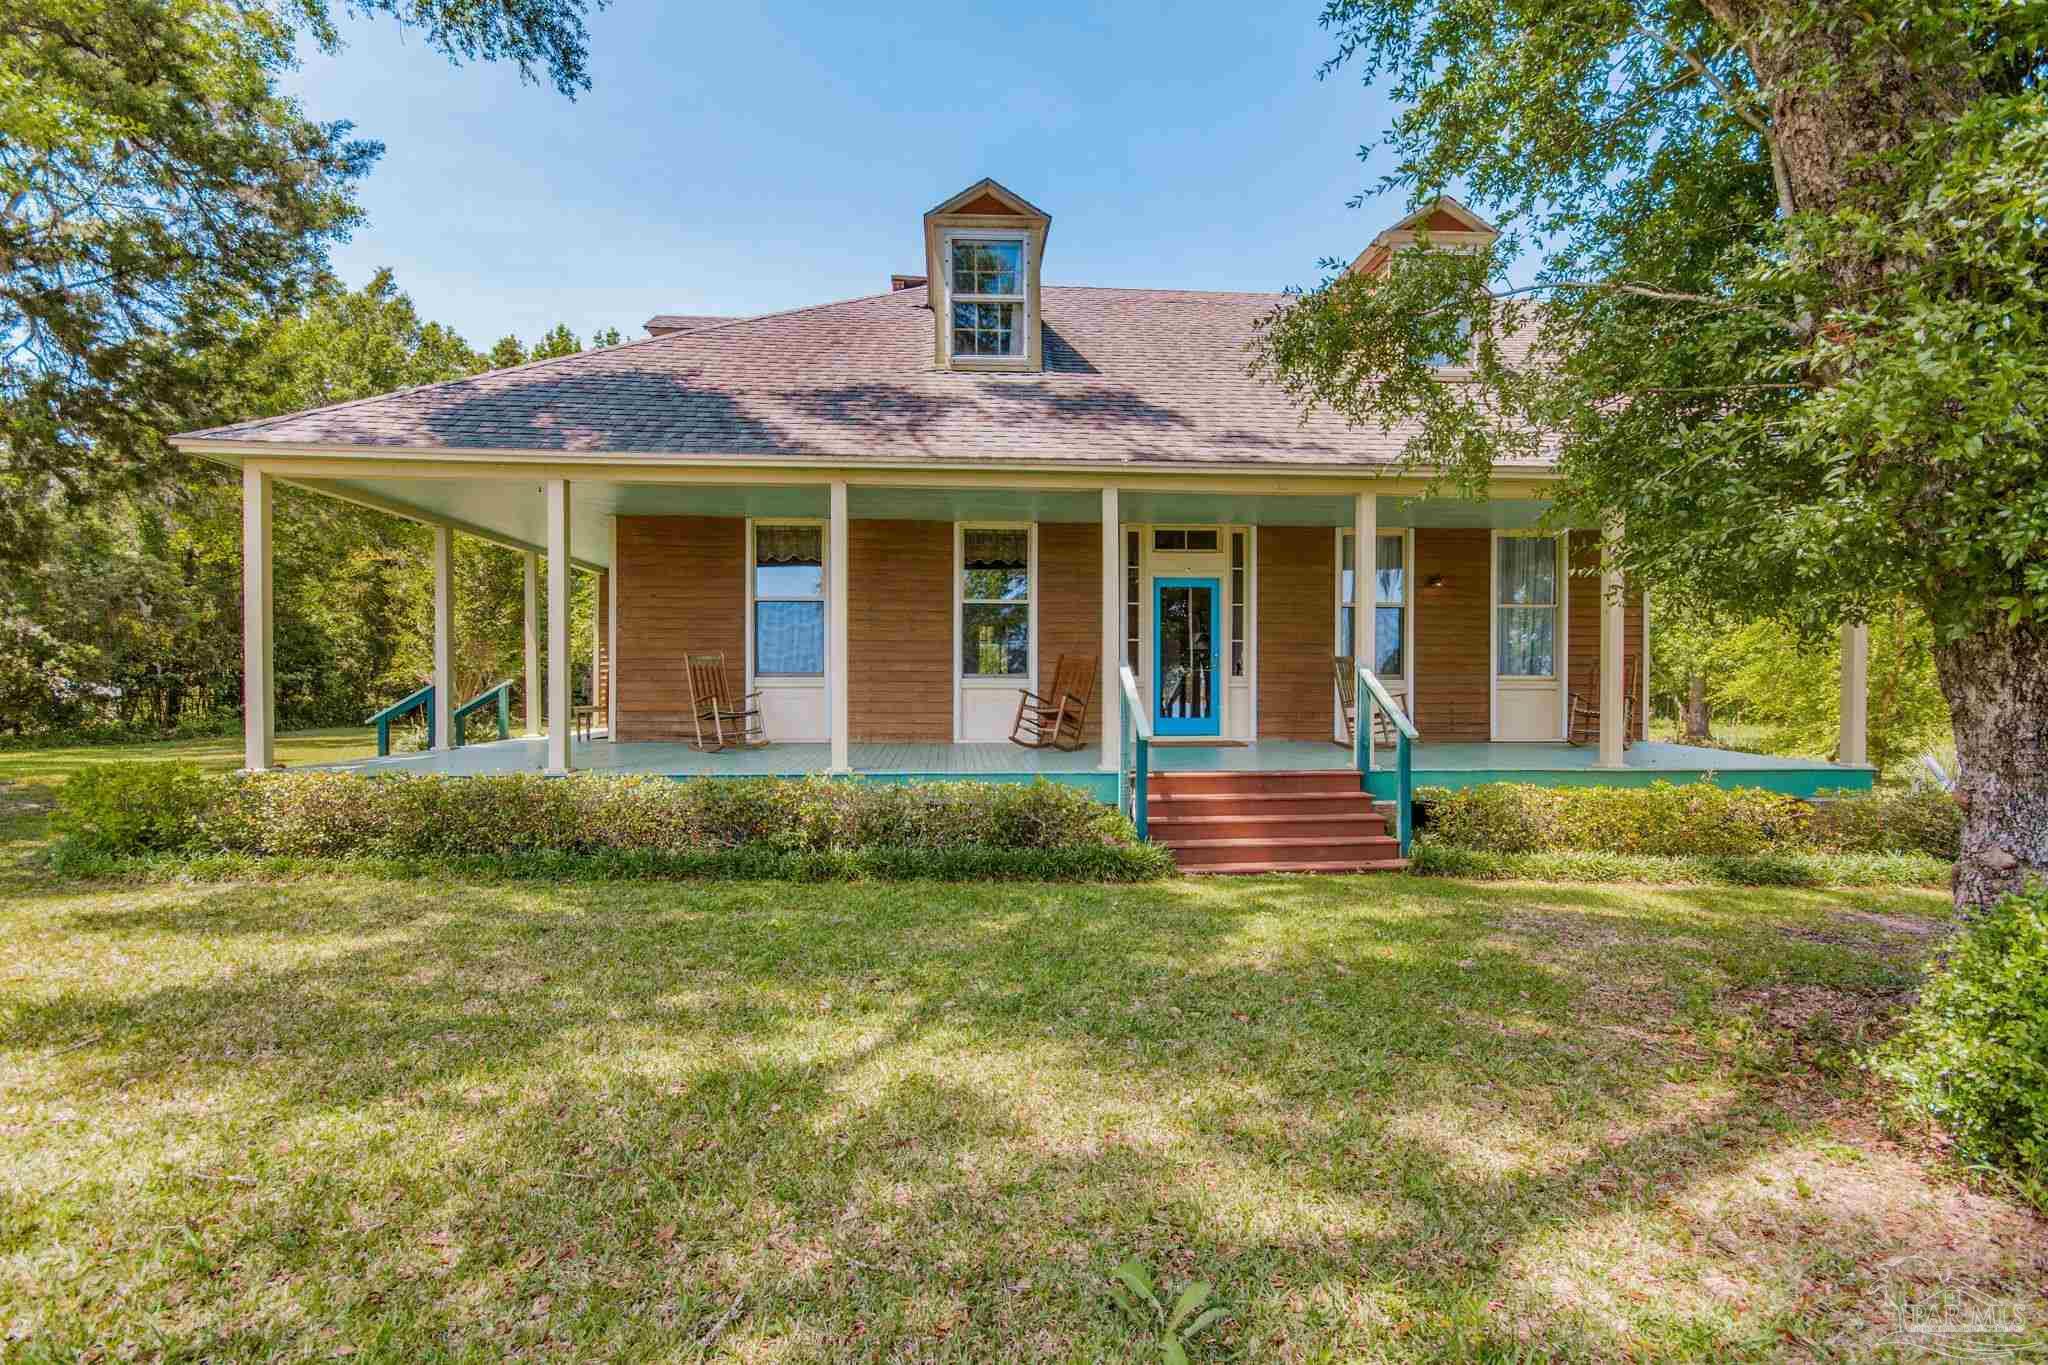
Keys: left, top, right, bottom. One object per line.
{"left": 0, "top": 873, "right": 2025, "bottom": 1360}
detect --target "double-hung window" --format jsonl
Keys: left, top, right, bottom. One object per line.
{"left": 752, "top": 523, "right": 824, "bottom": 677}
{"left": 948, "top": 237, "right": 1026, "bottom": 359}
{"left": 1340, "top": 532, "right": 1407, "bottom": 677}
{"left": 960, "top": 527, "right": 1031, "bottom": 677}
{"left": 1496, "top": 535, "right": 1559, "bottom": 678}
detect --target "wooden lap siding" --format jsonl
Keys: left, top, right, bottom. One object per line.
{"left": 613, "top": 515, "right": 745, "bottom": 742}
{"left": 1413, "top": 529, "right": 1493, "bottom": 742}
{"left": 1256, "top": 527, "right": 1336, "bottom": 741}
{"left": 1034, "top": 522, "right": 1103, "bottom": 743}
{"left": 1566, "top": 530, "right": 1649, "bottom": 741}
{"left": 849, "top": 520, "right": 953, "bottom": 742}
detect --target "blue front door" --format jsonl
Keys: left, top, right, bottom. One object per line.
{"left": 1153, "top": 577, "right": 1221, "bottom": 737}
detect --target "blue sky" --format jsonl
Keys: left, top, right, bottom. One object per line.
{"left": 284, "top": 2, "right": 1412, "bottom": 348}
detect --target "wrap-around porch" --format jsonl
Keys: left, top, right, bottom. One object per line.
{"left": 236, "top": 468, "right": 1878, "bottom": 810}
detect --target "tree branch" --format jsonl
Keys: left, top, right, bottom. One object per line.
{"left": 1633, "top": 23, "right": 1796, "bottom": 218}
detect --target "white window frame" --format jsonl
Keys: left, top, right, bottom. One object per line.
{"left": 943, "top": 231, "right": 1030, "bottom": 364}
{"left": 745, "top": 518, "right": 828, "bottom": 688}
{"left": 953, "top": 522, "right": 1038, "bottom": 735}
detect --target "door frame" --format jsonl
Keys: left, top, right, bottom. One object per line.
{"left": 1152, "top": 574, "right": 1223, "bottom": 737}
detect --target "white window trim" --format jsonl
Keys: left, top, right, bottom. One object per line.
{"left": 953, "top": 522, "right": 1038, "bottom": 737}
{"left": 1488, "top": 529, "right": 1569, "bottom": 740}
{"left": 746, "top": 517, "right": 829, "bottom": 690}
{"left": 943, "top": 230, "right": 1030, "bottom": 365}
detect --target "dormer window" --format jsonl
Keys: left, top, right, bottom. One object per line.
{"left": 923, "top": 178, "right": 1051, "bottom": 372}
{"left": 948, "top": 236, "right": 1027, "bottom": 358}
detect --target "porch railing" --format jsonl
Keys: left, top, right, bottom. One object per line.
{"left": 452, "top": 679, "right": 515, "bottom": 748}
{"left": 1117, "top": 665, "right": 1153, "bottom": 840}
{"left": 367, "top": 684, "right": 434, "bottom": 757}
{"left": 1355, "top": 665, "right": 1418, "bottom": 857}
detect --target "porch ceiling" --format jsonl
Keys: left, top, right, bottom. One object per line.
{"left": 285, "top": 475, "right": 1562, "bottom": 571}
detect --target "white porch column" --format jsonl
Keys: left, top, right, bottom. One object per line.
{"left": 431, "top": 525, "right": 455, "bottom": 751}
{"left": 828, "top": 480, "right": 851, "bottom": 774}
{"left": 545, "top": 479, "right": 574, "bottom": 774}
{"left": 1099, "top": 486, "right": 1122, "bottom": 772}
{"left": 1352, "top": 491, "right": 1375, "bottom": 673}
{"left": 522, "top": 551, "right": 542, "bottom": 737}
{"left": 606, "top": 517, "right": 620, "bottom": 739}
{"left": 1597, "top": 518, "right": 1627, "bottom": 768}
{"left": 1840, "top": 621, "right": 1870, "bottom": 767}
{"left": 241, "top": 466, "right": 275, "bottom": 772}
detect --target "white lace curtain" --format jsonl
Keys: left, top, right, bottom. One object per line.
{"left": 755, "top": 524, "right": 822, "bottom": 565}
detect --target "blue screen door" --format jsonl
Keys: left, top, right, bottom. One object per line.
{"left": 1153, "top": 577, "right": 1221, "bottom": 737}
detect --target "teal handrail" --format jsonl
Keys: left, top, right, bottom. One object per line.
{"left": 1355, "top": 665, "right": 1418, "bottom": 857}
{"left": 366, "top": 684, "right": 434, "bottom": 757}
{"left": 452, "top": 679, "right": 515, "bottom": 748}
{"left": 1117, "top": 665, "right": 1154, "bottom": 840}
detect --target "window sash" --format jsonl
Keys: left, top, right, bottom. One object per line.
{"left": 753, "top": 523, "right": 825, "bottom": 677}
{"left": 960, "top": 526, "right": 1031, "bottom": 678}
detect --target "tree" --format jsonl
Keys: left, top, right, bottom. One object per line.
{"left": 1256, "top": 2, "right": 2048, "bottom": 910}
{"left": 0, "top": 0, "right": 602, "bottom": 566}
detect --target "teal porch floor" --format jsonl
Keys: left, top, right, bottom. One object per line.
{"left": 310, "top": 735, "right": 1871, "bottom": 796}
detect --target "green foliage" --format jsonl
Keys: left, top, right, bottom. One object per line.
{"left": 1875, "top": 882, "right": 2048, "bottom": 1209}
{"left": 1106, "top": 1257, "right": 1228, "bottom": 1364}
{"left": 1266, "top": 3, "right": 2048, "bottom": 644}
{"left": 0, "top": 0, "right": 601, "bottom": 564}
{"left": 1419, "top": 781, "right": 1959, "bottom": 859}
{"left": 51, "top": 761, "right": 214, "bottom": 853}
{"left": 51, "top": 770, "right": 1163, "bottom": 881}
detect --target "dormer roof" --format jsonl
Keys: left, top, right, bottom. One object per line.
{"left": 1346, "top": 195, "right": 1500, "bottom": 277}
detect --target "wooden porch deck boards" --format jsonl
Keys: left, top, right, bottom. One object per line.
{"left": 308, "top": 735, "right": 1871, "bottom": 795}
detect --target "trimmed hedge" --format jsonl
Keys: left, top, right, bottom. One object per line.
{"left": 1410, "top": 844, "right": 1952, "bottom": 888}
{"left": 1418, "top": 780, "right": 1959, "bottom": 860}
{"left": 1874, "top": 881, "right": 2048, "bottom": 1210}
{"left": 51, "top": 765, "right": 1171, "bottom": 881}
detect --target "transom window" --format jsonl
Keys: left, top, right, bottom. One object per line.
{"left": 948, "top": 237, "right": 1025, "bottom": 358}
{"left": 1341, "top": 532, "right": 1407, "bottom": 677}
{"left": 752, "top": 523, "right": 824, "bottom": 677}
{"left": 960, "top": 527, "right": 1031, "bottom": 677}
{"left": 1153, "top": 528, "right": 1219, "bottom": 553}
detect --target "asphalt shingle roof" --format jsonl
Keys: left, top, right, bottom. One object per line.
{"left": 184, "top": 284, "right": 1541, "bottom": 470}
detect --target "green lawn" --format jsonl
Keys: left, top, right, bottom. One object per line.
{"left": 0, "top": 772, "right": 2041, "bottom": 1358}
{"left": 0, "top": 726, "right": 381, "bottom": 790}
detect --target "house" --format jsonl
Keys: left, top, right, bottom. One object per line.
{"left": 174, "top": 179, "right": 1874, "bottom": 871}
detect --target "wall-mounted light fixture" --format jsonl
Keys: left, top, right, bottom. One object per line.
{"left": 1424, "top": 573, "right": 1447, "bottom": 590}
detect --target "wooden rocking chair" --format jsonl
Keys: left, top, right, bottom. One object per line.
{"left": 1566, "top": 655, "right": 1640, "bottom": 748}
{"left": 1009, "top": 653, "right": 1098, "bottom": 752}
{"left": 1334, "top": 655, "right": 1396, "bottom": 749}
{"left": 684, "top": 652, "right": 767, "bottom": 752}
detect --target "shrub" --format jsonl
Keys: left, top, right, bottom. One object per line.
{"left": 52, "top": 762, "right": 215, "bottom": 854}
{"left": 1874, "top": 881, "right": 2048, "bottom": 1209}
{"left": 59, "top": 770, "right": 1153, "bottom": 879}
{"left": 1418, "top": 780, "right": 1957, "bottom": 859}
{"left": 1808, "top": 782, "right": 1962, "bottom": 859}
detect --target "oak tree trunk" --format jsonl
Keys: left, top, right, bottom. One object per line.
{"left": 1935, "top": 623, "right": 2048, "bottom": 912}
{"left": 1706, "top": 2, "right": 2031, "bottom": 914}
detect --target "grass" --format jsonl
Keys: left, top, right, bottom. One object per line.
{"left": 0, "top": 726, "right": 380, "bottom": 789}
{"left": 1, "top": 779, "right": 2044, "bottom": 1361}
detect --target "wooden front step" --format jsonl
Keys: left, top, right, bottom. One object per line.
{"left": 1147, "top": 769, "right": 1404, "bottom": 875}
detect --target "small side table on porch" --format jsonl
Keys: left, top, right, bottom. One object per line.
{"left": 572, "top": 705, "right": 597, "bottom": 741}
